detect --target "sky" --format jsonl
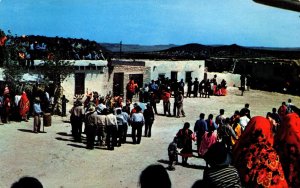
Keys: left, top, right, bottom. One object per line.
{"left": 0, "top": 0, "right": 299, "bottom": 47}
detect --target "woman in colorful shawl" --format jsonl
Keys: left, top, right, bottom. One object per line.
{"left": 198, "top": 120, "right": 217, "bottom": 158}
{"left": 19, "top": 92, "right": 30, "bottom": 122}
{"left": 3, "top": 95, "right": 11, "bottom": 123}
{"left": 274, "top": 112, "right": 300, "bottom": 188}
{"left": 176, "top": 122, "right": 196, "bottom": 166}
{"left": 233, "top": 116, "right": 288, "bottom": 188}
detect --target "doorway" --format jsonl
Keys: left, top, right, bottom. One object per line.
{"left": 75, "top": 73, "right": 85, "bottom": 95}
{"left": 129, "top": 74, "right": 143, "bottom": 90}
{"left": 113, "top": 73, "right": 124, "bottom": 96}
{"left": 185, "top": 71, "right": 192, "bottom": 83}
{"left": 171, "top": 71, "right": 178, "bottom": 82}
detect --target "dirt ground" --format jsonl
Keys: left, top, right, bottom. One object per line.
{"left": 0, "top": 87, "right": 299, "bottom": 188}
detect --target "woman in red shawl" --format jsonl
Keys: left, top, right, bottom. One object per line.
{"left": 19, "top": 92, "right": 30, "bottom": 122}
{"left": 232, "top": 116, "right": 288, "bottom": 188}
{"left": 176, "top": 122, "right": 196, "bottom": 166}
{"left": 274, "top": 111, "right": 300, "bottom": 188}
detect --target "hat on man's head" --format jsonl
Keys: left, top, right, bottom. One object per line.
{"left": 34, "top": 97, "right": 40, "bottom": 103}
{"left": 204, "top": 142, "right": 231, "bottom": 167}
{"left": 87, "top": 106, "right": 95, "bottom": 113}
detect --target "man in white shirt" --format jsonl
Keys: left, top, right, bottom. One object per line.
{"left": 239, "top": 109, "right": 250, "bottom": 131}
{"left": 106, "top": 109, "right": 118, "bottom": 150}
{"left": 131, "top": 106, "right": 145, "bottom": 144}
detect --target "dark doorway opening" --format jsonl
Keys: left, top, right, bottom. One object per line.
{"left": 185, "top": 71, "right": 192, "bottom": 83}
{"left": 75, "top": 73, "right": 85, "bottom": 95}
{"left": 171, "top": 71, "right": 178, "bottom": 82}
{"left": 113, "top": 73, "right": 124, "bottom": 96}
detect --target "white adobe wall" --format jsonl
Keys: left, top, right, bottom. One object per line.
{"left": 61, "top": 60, "right": 205, "bottom": 100}
{"left": 144, "top": 60, "right": 205, "bottom": 81}
{"left": 61, "top": 70, "right": 109, "bottom": 100}
{"left": 207, "top": 72, "right": 241, "bottom": 87}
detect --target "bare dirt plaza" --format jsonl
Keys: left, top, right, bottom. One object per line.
{"left": 1, "top": 87, "right": 299, "bottom": 188}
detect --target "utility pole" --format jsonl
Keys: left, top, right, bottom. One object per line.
{"left": 119, "top": 41, "right": 122, "bottom": 59}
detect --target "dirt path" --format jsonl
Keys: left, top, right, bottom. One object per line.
{"left": 0, "top": 87, "right": 299, "bottom": 188}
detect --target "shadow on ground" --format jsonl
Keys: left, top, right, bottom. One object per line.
{"left": 67, "top": 143, "right": 86, "bottom": 149}
{"left": 18, "top": 129, "right": 47, "bottom": 134}
{"left": 57, "top": 132, "right": 71, "bottom": 136}
{"left": 157, "top": 159, "right": 206, "bottom": 170}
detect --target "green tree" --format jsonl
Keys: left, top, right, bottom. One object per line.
{"left": 40, "top": 52, "right": 75, "bottom": 114}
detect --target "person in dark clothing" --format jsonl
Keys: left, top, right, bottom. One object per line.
{"left": 85, "top": 106, "right": 97, "bottom": 150}
{"left": 203, "top": 142, "right": 242, "bottom": 188}
{"left": 178, "top": 79, "right": 185, "bottom": 95}
{"left": 194, "top": 113, "right": 208, "bottom": 152}
{"left": 149, "top": 92, "right": 158, "bottom": 114}
{"left": 193, "top": 78, "right": 199, "bottom": 97}
{"left": 61, "top": 95, "right": 69, "bottom": 117}
{"left": 69, "top": 99, "right": 84, "bottom": 142}
{"left": 246, "top": 74, "right": 251, "bottom": 91}
{"left": 240, "top": 103, "right": 251, "bottom": 119}
{"left": 143, "top": 103, "right": 155, "bottom": 137}
{"left": 186, "top": 77, "right": 193, "bottom": 98}
{"left": 204, "top": 79, "right": 211, "bottom": 98}
{"left": 271, "top": 107, "right": 281, "bottom": 125}
{"left": 199, "top": 79, "right": 206, "bottom": 98}
{"left": 176, "top": 122, "right": 196, "bottom": 165}
{"left": 139, "top": 164, "right": 171, "bottom": 188}
{"left": 173, "top": 91, "right": 178, "bottom": 117}
{"left": 167, "top": 137, "right": 178, "bottom": 171}
{"left": 11, "top": 176, "right": 43, "bottom": 188}
{"left": 240, "top": 74, "right": 246, "bottom": 96}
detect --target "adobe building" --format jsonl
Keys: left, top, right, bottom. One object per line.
{"left": 108, "top": 59, "right": 205, "bottom": 99}
{"left": 144, "top": 59, "right": 205, "bottom": 83}
{"left": 23, "top": 59, "right": 205, "bottom": 100}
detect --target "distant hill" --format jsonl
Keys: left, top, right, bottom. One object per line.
{"left": 154, "top": 43, "right": 300, "bottom": 59}
{"left": 7, "top": 33, "right": 300, "bottom": 60}
{"left": 100, "top": 43, "right": 178, "bottom": 52}
{"left": 103, "top": 42, "right": 300, "bottom": 59}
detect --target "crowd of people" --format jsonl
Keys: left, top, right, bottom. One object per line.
{"left": 0, "top": 84, "right": 54, "bottom": 130}
{"left": 2, "top": 34, "right": 106, "bottom": 67}
{"left": 65, "top": 84, "right": 300, "bottom": 188}
{"left": 69, "top": 91, "right": 155, "bottom": 150}
{"left": 166, "top": 98, "right": 300, "bottom": 187}
{"left": 2, "top": 73, "right": 299, "bottom": 187}
{"left": 5, "top": 86, "right": 300, "bottom": 187}
{"left": 128, "top": 75, "right": 227, "bottom": 119}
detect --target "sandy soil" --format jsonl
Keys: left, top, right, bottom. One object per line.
{"left": 0, "top": 87, "right": 299, "bottom": 188}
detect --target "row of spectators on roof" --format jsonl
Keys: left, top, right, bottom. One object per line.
{"left": 1, "top": 33, "right": 106, "bottom": 63}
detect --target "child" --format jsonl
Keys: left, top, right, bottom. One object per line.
{"left": 167, "top": 137, "right": 178, "bottom": 171}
